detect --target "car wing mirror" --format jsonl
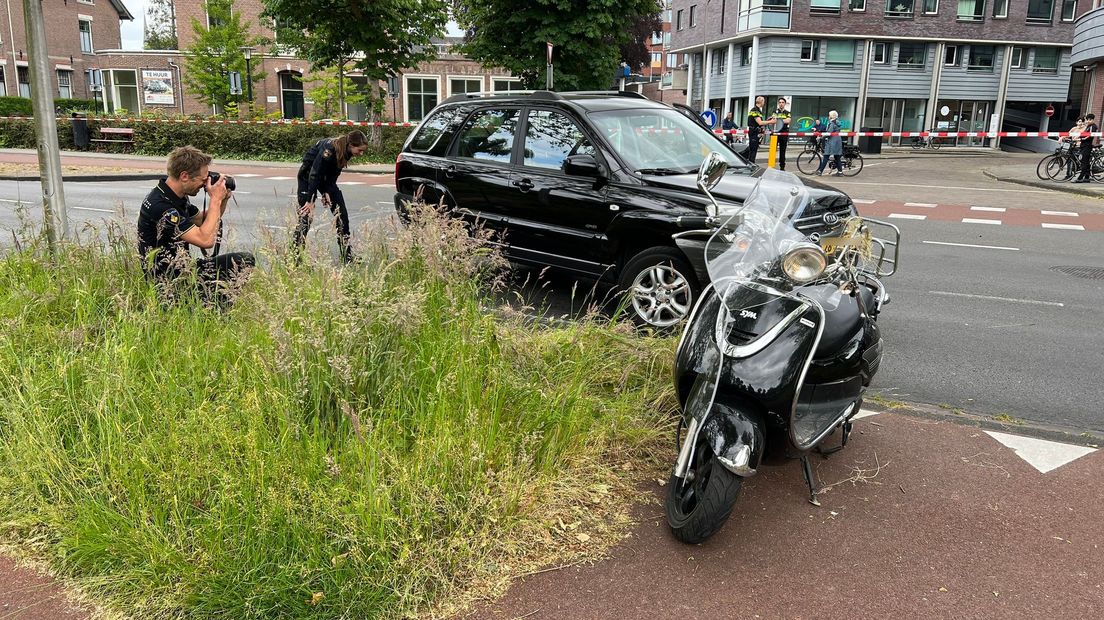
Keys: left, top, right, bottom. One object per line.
{"left": 564, "top": 154, "right": 604, "bottom": 178}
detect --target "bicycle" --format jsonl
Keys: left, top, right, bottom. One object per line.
{"left": 796, "top": 143, "right": 864, "bottom": 177}
{"left": 1037, "top": 143, "right": 1104, "bottom": 182}
{"left": 910, "top": 135, "right": 943, "bottom": 150}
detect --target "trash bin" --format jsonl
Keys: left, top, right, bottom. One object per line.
{"left": 71, "top": 112, "right": 89, "bottom": 150}
{"left": 858, "top": 127, "right": 882, "bottom": 154}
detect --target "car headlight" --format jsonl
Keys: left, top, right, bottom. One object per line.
{"left": 781, "top": 242, "right": 827, "bottom": 284}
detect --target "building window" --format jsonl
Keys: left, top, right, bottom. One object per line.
{"left": 279, "top": 71, "right": 304, "bottom": 119}
{"left": 898, "top": 42, "right": 927, "bottom": 68}
{"left": 712, "top": 48, "right": 727, "bottom": 74}
{"left": 1027, "top": 0, "right": 1054, "bottom": 25}
{"left": 873, "top": 42, "right": 888, "bottom": 63}
{"left": 800, "top": 39, "right": 819, "bottom": 62}
{"left": 492, "top": 78, "right": 521, "bottom": 92}
{"left": 18, "top": 66, "right": 31, "bottom": 98}
{"left": 667, "top": 53, "right": 678, "bottom": 66}
{"left": 1032, "top": 47, "right": 1059, "bottom": 73}
{"left": 944, "top": 45, "right": 958, "bottom": 66}
{"left": 57, "top": 70, "right": 72, "bottom": 98}
{"left": 1010, "top": 46, "right": 1024, "bottom": 68}
{"left": 850, "top": 0, "right": 866, "bottom": 11}
{"left": 993, "top": 0, "right": 1008, "bottom": 17}
{"left": 0, "top": 67, "right": 6, "bottom": 97}
{"left": 448, "top": 76, "right": 482, "bottom": 96}
{"left": 78, "top": 19, "right": 93, "bottom": 53}
{"left": 651, "top": 52, "right": 663, "bottom": 66}
{"left": 825, "top": 40, "right": 855, "bottom": 67}
{"left": 811, "top": 0, "right": 842, "bottom": 14}
{"left": 689, "top": 5, "right": 697, "bottom": 27}
{"left": 1061, "top": 0, "right": 1077, "bottom": 21}
{"left": 77, "top": 0, "right": 94, "bottom": 4}
{"left": 405, "top": 77, "right": 438, "bottom": 121}
{"left": 968, "top": 45, "right": 995, "bottom": 71}
{"left": 206, "top": 1, "right": 228, "bottom": 29}
{"left": 957, "top": 0, "right": 985, "bottom": 21}
{"left": 886, "top": 0, "right": 915, "bottom": 18}
{"left": 86, "top": 68, "right": 102, "bottom": 96}
{"left": 923, "top": 0, "right": 938, "bottom": 13}
{"left": 741, "top": 44, "right": 753, "bottom": 66}
{"left": 676, "top": 9, "right": 683, "bottom": 29}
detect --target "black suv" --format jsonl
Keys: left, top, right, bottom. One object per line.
{"left": 395, "top": 91, "right": 855, "bottom": 328}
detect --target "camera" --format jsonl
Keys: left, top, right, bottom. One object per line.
{"left": 207, "top": 171, "right": 236, "bottom": 192}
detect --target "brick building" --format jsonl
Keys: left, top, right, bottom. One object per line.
{"left": 0, "top": 0, "right": 133, "bottom": 100}
{"left": 86, "top": 0, "right": 519, "bottom": 121}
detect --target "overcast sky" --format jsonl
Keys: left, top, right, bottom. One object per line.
{"left": 118, "top": 1, "right": 464, "bottom": 51}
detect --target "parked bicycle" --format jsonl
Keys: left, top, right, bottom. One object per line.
{"left": 1036, "top": 143, "right": 1104, "bottom": 182}
{"left": 910, "top": 135, "right": 944, "bottom": 150}
{"left": 796, "top": 142, "right": 864, "bottom": 176}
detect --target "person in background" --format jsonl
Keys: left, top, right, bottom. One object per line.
{"left": 746, "top": 96, "right": 775, "bottom": 163}
{"left": 816, "top": 110, "right": 844, "bottom": 176}
{"left": 722, "top": 112, "right": 737, "bottom": 145}
{"left": 1074, "top": 113, "right": 1099, "bottom": 183}
{"left": 292, "top": 130, "right": 370, "bottom": 263}
{"left": 774, "top": 97, "right": 792, "bottom": 171}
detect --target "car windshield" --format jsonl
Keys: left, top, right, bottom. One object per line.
{"left": 588, "top": 108, "right": 746, "bottom": 174}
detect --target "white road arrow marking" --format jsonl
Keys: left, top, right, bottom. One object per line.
{"left": 984, "top": 431, "right": 1097, "bottom": 474}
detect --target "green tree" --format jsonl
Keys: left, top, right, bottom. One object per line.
{"left": 261, "top": 0, "right": 448, "bottom": 138}
{"left": 453, "top": 0, "right": 663, "bottom": 91}
{"left": 306, "top": 67, "right": 367, "bottom": 120}
{"left": 143, "top": 0, "right": 178, "bottom": 50}
{"left": 183, "top": 0, "right": 267, "bottom": 113}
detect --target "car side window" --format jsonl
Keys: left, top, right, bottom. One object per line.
{"left": 523, "top": 109, "right": 594, "bottom": 171}
{"left": 455, "top": 108, "right": 519, "bottom": 163}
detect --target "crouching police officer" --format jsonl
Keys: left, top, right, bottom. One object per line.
{"left": 292, "top": 130, "right": 369, "bottom": 263}
{"left": 137, "top": 145, "right": 255, "bottom": 304}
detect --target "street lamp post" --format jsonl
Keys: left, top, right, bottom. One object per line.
{"left": 240, "top": 46, "right": 254, "bottom": 108}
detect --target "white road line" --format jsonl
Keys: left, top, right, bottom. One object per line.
{"left": 1041, "top": 223, "right": 1086, "bottom": 230}
{"left": 372, "top": 183, "right": 394, "bottom": 188}
{"left": 840, "top": 181, "right": 1050, "bottom": 193}
{"left": 71, "top": 206, "right": 114, "bottom": 213}
{"left": 234, "top": 173, "right": 262, "bottom": 178}
{"left": 266, "top": 176, "right": 294, "bottom": 181}
{"left": 0, "top": 198, "right": 23, "bottom": 204}
{"left": 1041, "top": 210, "right": 1078, "bottom": 217}
{"left": 888, "top": 213, "right": 927, "bottom": 220}
{"left": 930, "top": 291, "right": 1064, "bottom": 307}
{"left": 234, "top": 191, "right": 252, "bottom": 195}
{"left": 922, "top": 240, "right": 1020, "bottom": 251}
{"left": 338, "top": 181, "right": 366, "bottom": 185}
{"left": 263, "top": 225, "right": 285, "bottom": 230}
{"left": 852, "top": 198, "right": 877, "bottom": 204}
{"left": 962, "top": 218, "right": 1002, "bottom": 225}
{"left": 970, "top": 206, "right": 1006, "bottom": 212}
{"left": 904, "top": 202, "right": 937, "bottom": 208}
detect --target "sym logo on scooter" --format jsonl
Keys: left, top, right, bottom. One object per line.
{"left": 739, "top": 309, "right": 758, "bottom": 319}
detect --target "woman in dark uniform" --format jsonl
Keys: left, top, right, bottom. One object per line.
{"left": 292, "top": 130, "right": 369, "bottom": 263}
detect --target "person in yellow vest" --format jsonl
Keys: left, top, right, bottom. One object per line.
{"left": 746, "top": 96, "right": 775, "bottom": 163}
{"left": 774, "top": 97, "right": 792, "bottom": 171}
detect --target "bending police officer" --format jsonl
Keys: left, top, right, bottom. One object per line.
{"left": 292, "top": 130, "right": 370, "bottom": 263}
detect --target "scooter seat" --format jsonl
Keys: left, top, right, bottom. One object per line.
{"left": 799, "top": 284, "right": 864, "bottom": 358}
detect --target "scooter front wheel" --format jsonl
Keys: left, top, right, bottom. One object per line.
{"left": 665, "top": 433, "right": 743, "bottom": 544}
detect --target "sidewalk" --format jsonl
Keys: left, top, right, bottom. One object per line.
{"left": 3, "top": 407, "right": 1100, "bottom": 619}
{"left": 0, "top": 148, "right": 394, "bottom": 181}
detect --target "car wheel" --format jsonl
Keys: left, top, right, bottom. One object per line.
{"left": 619, "top": 247, "right": 700, "bottom": 329}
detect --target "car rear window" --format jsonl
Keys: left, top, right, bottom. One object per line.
{"left": 408, "top": 106, "right": 466, "bottom": 153}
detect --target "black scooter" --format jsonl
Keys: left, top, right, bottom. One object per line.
{"left": 665, "top": 154, "right": 899, "bottom": 544}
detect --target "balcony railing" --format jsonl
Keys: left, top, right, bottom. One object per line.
{"left": 739, "top": 1, "right": 791, "bottom": 30}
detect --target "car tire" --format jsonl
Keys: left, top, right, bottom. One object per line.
{"left": 618, "top": 247, "right": 700, "bottom": 330}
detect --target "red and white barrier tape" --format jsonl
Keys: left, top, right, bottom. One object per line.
{"left": 712, "top": 129, "right": 1099, "bottom": 138}
{"left": 0, "top": 115, "right": 419, "bottom": 127}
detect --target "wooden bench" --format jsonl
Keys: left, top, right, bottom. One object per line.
{"left": 90, "top": 127, "right": 135, "bottom": 149}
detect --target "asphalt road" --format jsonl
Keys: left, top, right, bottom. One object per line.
{"left": 4, "top": 152, "right": 1103, "bottom": 434}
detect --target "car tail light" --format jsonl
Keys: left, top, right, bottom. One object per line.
{"left": 394, "top": 153, "right": 404, "bottom": 187}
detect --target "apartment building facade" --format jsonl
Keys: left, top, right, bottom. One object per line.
{"left": 669, "top": 0, "right": 1088, "bottom": 146}
{"left": 0, "top": 0, "right": 133, "bottom": 101}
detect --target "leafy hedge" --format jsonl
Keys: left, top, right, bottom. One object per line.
{"left": 0, "top": 117, "right": 413, "bottom": 163}
{"left": 0, "top": 96, "right": 99, "bottom": 116}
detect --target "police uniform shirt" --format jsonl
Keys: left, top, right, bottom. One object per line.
{"left": 747, "top": 106, "right": 764, "bottom": 139}
{"left": 137, "top": 178, "right": 199, "bottom": 278}
{"left": 298, "top": 138, "right": 343, "bottom": 201}
{"left": 775, "top": 107, "right": 792, "bottom": 135}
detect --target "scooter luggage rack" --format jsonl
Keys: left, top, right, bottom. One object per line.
{"left": 858, "top": 217, "right": 901, "bottom": 277}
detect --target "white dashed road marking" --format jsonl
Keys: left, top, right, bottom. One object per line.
{"left": 970, "top": 206, "right": 1006, "bottom": 212}
{"left": 1041, "top": 223, "right": 1085, "bottom": 230}
{"left": 888, "top": 213, "right": 926, "bottom": 220}
{"left": 1041, "top": 210, "right": 1078, "bottom": 217}
{"left": 372, "top": 183, "right": 394, "bottom": 188}
{"left": 962, "top": 218, "right": 1002, "bottom": 225}
{"left": 234, "top": 173, "right": 262, "bottom": 178}
{"left": 266, "top": 176, "right": 294, "bottom": 181}
{"left": 985, "top": 431, "right": 1097, "bottom": 474}
{"left": 72, "top": 206, "right": 114, "bottom": 213}
{"left": 903, "top": 202, "right": 937, "bottom": 208}
{"left": 339, "top": 181, "right": 365, "bottom": 185}
{"left": 852, "top": 199, "right": 877, "bottom": 204}
{"left": 922, "top": 240, "right": 1020, "bottom": 251}
{"left": 930, "top": 291, "right": 1064, "bottom": 307}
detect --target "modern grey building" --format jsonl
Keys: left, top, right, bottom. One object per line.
{"left": 668, "top": 0, "right": 1088, "bottom": 146}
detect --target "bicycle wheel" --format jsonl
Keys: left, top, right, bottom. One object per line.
{"left": 930, "top": 137, "right": 942, "bottom": 150}
{"left": 911, "top": 137, "right": 923, "bottom": 150}
{"left": 1092, "top": 154, "right": 1104, "bottom": 182}
{"left": 842, "top": 153, "right": 864, "bottom": 176}
{"left": 796, "top": 151, "right": 821, "bottom": 175}
{"left": 1036, "top": 156, "right": 1053, "bottom": 180}
{"left": 803, "top": 140, "right": 817, "bottom": 154}
{"left": 1044, "top": 155, "right": 1068, "bottom": 181}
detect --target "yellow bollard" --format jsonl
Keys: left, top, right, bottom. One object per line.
{"left": 767, "top": 134, "right": 778, "bottom": 169}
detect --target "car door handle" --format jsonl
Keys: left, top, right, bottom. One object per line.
{"left": 512, "top": 178, "right": 534, "bottom": 192}
{"left": 445, "top": 165, "right": 457, "bottom": 178}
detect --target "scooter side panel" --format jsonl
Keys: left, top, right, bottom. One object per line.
{"left": 701, "top": 398, "right": 766, "bottom": 476}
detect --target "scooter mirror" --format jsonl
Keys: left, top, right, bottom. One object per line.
{"left": 697, "top": 152, "right": 728, "bottom": 218}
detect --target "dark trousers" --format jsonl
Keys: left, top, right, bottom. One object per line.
{"left": 1078, "top": 145, "right": 1094, "bottom": 180}
{"left": 747, "top": 136, "right": 761, "bottom": 163}
{"left": 293, "top": 179, "right": 352, "bottom": 262}
{"left": 777, "top": 136, "right": 789, "bottom": 170}
{"left": 151, "top": 251, "right": 255, "bottom": 307}
{"left": 197, "top": 252, "right": 256, "bottom": 284}
{"left": 817, "top": 153, "right": 842, "bottom": 174}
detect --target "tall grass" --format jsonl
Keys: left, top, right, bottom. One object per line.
{"left": 0, "top": 206, "right": 675, "bottom": 618}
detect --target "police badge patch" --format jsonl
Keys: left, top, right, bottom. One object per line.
{"left": 323, "top": 149, "right": 333, "bottom": 159}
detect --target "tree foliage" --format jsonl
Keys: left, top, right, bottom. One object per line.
{"left": 619, "top": 13, "right": 662, "bottom": 74}
{"left": 453, "top": 0, "right": 663, "bottom": 91}
{"left": 143, "top": 0, "right": 178, "bottom": 50}
{"left": 306, "top": 68, "right": 368, "bottom": 120}
{"left": 183, "top": 0, "right": 267, "bottom": 112}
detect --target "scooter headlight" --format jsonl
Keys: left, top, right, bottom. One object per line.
{"left": 781, "top": 243, "right": 827, "bottom": 284}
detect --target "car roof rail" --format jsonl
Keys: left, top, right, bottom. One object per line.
{"left": 439, "top": 89, "right": 649, "bottom": 105}
{"left": 559, "top": 90, "right": 650, "bottom": 100}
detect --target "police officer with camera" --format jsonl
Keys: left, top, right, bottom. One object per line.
{"left": 137, "top": 145, "right": 254, "bottom": 302}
